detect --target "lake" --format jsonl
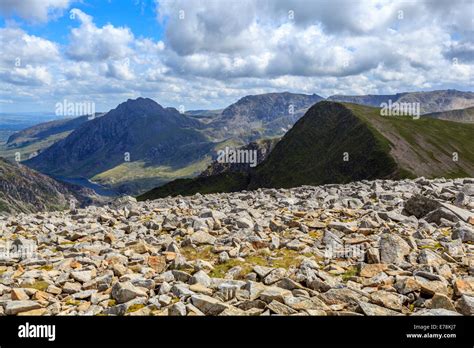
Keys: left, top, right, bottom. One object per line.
{"left": 54, "top": 176, "right": 119, "bottom": 197}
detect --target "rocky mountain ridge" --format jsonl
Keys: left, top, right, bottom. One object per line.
{"left": 328, "top": 89, "right": 474, "bottom": 114}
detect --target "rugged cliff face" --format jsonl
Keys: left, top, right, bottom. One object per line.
{"left": 207, "top": 92, "right": 324, "bottom": 141}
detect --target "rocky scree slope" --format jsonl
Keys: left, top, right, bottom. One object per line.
{"left": 1, "top": 178, "right": 473, "bottom": 316}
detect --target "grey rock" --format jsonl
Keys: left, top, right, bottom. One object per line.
{"left": 189, "top": 231, "right": 216, "bottom": 245}
{"left": 455, "top": 295, "right": 474, "bottom": 315}
{"left": 190, "top": 294, "right": 229, "bottom": 315}
{"left": 452, "top": 224, "right": 474, "bottom": 242}
{"left": 379, "top": 233, "right": 410, "bottom": 265}
{"left": 168, "top": 301, "right": 187, "bottom": 316}
{"left": 189, "top": 270, "right": 211, "bottom": 288}
{"left": 5, "top": 300, "right": 41, "bottom": 315}
{"left": 111, "top": 281, "right": 147, "bottom": 304}
{"left": 412, "top": 308, "right": 461, "bottom": 316}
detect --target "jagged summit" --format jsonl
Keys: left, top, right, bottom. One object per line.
{"left": 112, "top": 97, "right": 165, "bottom": 116}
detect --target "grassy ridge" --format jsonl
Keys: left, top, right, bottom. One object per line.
{"left": 346, "top": 103, "right": 474, "bottom": 177}
{"left": 422, "top": 106, "right": 474, "bottom": 123}
{"left": 249, "top": 101, "right": 398, "bottom": 189}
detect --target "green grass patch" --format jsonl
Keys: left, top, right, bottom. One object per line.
{"left": 341, "top": 266, "right": 359, "bottom": 282}
{"left": 23, "top": 280, "right": 49, "bottom": 291}
{"left": 126, "top": 304, "right": 145, "bottom": 313}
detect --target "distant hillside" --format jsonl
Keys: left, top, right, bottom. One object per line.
{"left": 139, "top": 101, "right": 474, "bottom": 200}
{"left": 184, "top": 109, "right": 223, "bottom": 123}
{"left": 0, "top": 157, "right": 100, "bottom": 214}
{"left": 205, "top": 92, "right": 324, "bottom": 141}
{"left": 7, "top": 115, "right": 90, "bottom": 147}
{"left": 0, "top": 113, "right": 104, "bottom": 162}
{"left": 25, "top": 98, "right": 214, "bottom": 180}
{"left": 422, "top": 107, "right": 474, "bottom": 123}
{"left": 16, "top": 90, "right": 474, "bottom": 196}
{"left": 20, "top": 98, "right": 218, "bottom": 195}
{"left": 328, "top": 89, "right": 474, "bottom": 114}
{"left": 22, "top": 94, "right": 324, "bottom": 195}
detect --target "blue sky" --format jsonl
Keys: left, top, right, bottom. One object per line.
{"left": 0, "top": 0, "right": 472, "bottom": 114}
{"left": 0, "top": 0, "right": 165, "bottom": 45}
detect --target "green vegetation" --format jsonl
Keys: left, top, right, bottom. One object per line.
{"left": 0, "top": 131, "right": 72, "bottom": 162}
{"left": 347, "top": 103, "right": 474, "bottom": 178}
{"left": 23, "top": 280, "right": 49, "bottom": 291}
{"left": 420, "top": 242, "right": 444, "bottom": 250}
{"left": 126, "top": 304, "right": 145, "bottom": 313}
{"left": 93, "top": 158, "right": 212, "bottom": 194}
{"left": 38, "top": 265, "right": 54, "bottom": 271}
{"left": 208, "top": 249, "right": 306, "bottom": 279}
{"left": 65, "top": 298, "right": 81, "bottom": 306}
{"left": 341, "top": 266, "right": 359, "bottom": 282}
{"left": 137, "top": 172, "right": 249, "bottom": 200}
{"left": 180, "top": 246, "right": 216, "bottom": 262}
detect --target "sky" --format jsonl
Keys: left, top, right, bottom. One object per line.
{"left": 0, "top": 0, "right": 472, "bottom": 113}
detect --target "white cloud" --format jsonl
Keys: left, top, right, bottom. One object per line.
{"left": 105, "top": 61, "right": 135, "bottom": 80}
{"left": 0, "top": 1, "right": 472, "bottom": 113}
{"left": 0, "top": 27, "right": 58, "bottom": 88}
{"left": 66, "top": 9, "right": 134, "bottom": 62}
{"left": 154, "top": 0, "right": 473, "bottom": 85}
{"left": 0, "top": 27, "right": 60, "bottom": 66}
{"left": 1, "top": 65, "right": 52, "bottom": 85}
{"left": 0, "top": 0, "right": 72, "bottom": 23}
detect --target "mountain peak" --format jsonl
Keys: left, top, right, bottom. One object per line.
{"left": 115, "top": 97, "right": 164, "bottom": 114}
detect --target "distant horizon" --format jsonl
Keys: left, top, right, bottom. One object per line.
{"left": 1, "top": 87, "right": 473, "bottom": 115}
